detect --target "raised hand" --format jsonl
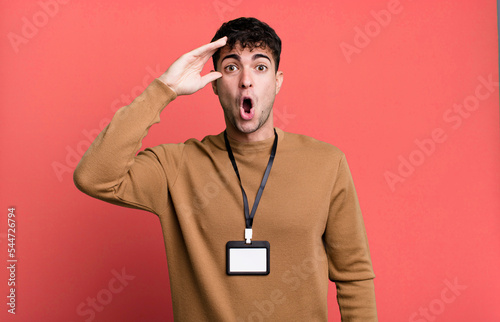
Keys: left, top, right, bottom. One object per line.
{"left": 157, "top": 36, "right": 227, "bottom": 96}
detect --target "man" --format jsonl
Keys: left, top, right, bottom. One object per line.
{"left": 74, "top": 17, "right": 377, "bottom": 321}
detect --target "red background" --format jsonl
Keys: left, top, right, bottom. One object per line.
{"left": 1, "top": 1, "right": 499, "bottom": 321}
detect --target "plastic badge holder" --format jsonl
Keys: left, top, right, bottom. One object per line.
{"left": 226, "top": 241, "right": 270, "bottom": 275}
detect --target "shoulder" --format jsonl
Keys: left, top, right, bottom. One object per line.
{"left": 280, "top": 129, "right": 346, "bottom": 161}
{"left": 146, "top": 132, "right": 224, "bottom": 158}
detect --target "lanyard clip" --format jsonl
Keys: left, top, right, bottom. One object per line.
{"left": 245, "top": 228, "right": 253, "bottom": 244}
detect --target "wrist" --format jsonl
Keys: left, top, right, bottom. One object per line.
{"left": 153, "top": 78, "right": 178, "bottom": 101}
{"left": 156, "top": 76, "right": 178, "bottom": 96}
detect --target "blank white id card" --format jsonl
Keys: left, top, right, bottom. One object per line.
{"left": 226, "top": 241, "right": 270, "bottom": 275}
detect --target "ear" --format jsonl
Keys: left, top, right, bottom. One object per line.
{"left": 275, "top": 70, "right": 284, "bottom": 95}
{"left": 211, "top": 70, "right": 218, "bottom": 95}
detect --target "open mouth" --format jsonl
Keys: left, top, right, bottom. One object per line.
{"left": 243, "top": 98, "right": 252, "bottom": 114}
{"left": 240, "top": 96, "right": 255, "bottom": 120}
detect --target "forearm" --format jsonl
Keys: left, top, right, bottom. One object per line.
{"left": 73, "top": 79, "right": 176, "bottom": 201}
{"left": 336, "top": 279, "right": 378, "bottom": 321}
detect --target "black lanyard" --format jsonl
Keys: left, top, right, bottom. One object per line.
{"left": 224, "top": 129, "right": 278, "bottom": 229}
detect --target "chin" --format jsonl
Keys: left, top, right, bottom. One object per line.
{"left": 236, "top": 122, "right": 260, "bottom": 134}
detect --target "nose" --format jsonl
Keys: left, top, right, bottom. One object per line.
{"left": 239, "top": 68, "right": 253, "bottom": 88}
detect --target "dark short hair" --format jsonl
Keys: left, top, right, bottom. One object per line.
{"left": 211, "top": 17, "right": 281, "bottom": 72}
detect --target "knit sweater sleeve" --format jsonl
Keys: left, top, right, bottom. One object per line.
{"left": 324, "top": 153, "right": 378, "bottom": 321}
{"left": 73, "top": 79, "right": 180, "bottom": 216}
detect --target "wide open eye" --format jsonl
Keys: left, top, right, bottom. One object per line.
{"left": 225, "top": 64, "right": 238, "bottom": 72}
{"left": 256, "top": 64, "right": 268, "bottom": 72}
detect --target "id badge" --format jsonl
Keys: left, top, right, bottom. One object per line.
{"left": 226, "top": 241, "right": 270, "bottom": 275}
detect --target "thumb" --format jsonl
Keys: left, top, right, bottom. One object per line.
{"left": 200, "top": 71, "right": 222, "bottom": 88}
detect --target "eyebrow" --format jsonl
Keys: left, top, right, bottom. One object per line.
{"left": 220, "top": 53, "right": 272, "bottom": 65}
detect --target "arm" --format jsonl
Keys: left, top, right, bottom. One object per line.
{"left": 73, "top": 37, "right": 228, "bottom": 214}
{"left": 324, "top": 154, "right": 378, "bottom": 321}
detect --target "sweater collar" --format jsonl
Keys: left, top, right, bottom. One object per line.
{"left": 211, "top": 127, "right": 285, "bottom": 153}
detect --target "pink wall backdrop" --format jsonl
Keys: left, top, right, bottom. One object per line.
{"left": 1, "top": 1, "right": 499, "bottom": 321}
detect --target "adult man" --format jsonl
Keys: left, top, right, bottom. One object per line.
{"left": 74, "top": 17, "right": 377, "bottom": 321}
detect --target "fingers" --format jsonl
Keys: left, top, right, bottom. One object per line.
{"left": 200, "top": 71, "right": 222, "bottom": 87}
{"left": 212, "top": 36, "right": 228, "bottom": 48}
{"left": 191, "top": 36, "right": 227, "bottom": 57}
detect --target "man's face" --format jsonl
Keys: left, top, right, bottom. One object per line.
{"left": 212, "top": 43, "right": 283, "bottom": 137}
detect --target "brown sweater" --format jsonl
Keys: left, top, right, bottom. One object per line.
{"left": 74, "top": 79, "right": 377, "bottom": 321}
